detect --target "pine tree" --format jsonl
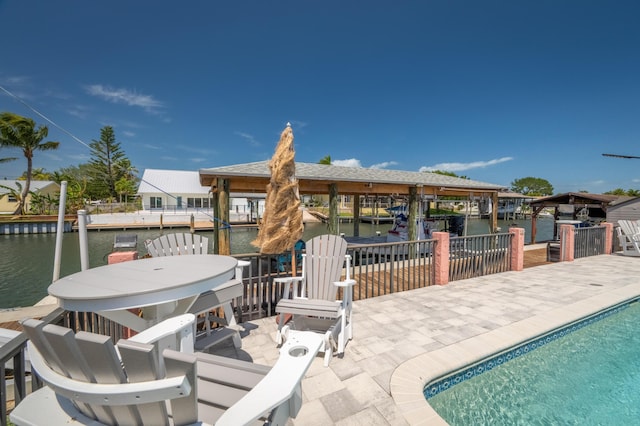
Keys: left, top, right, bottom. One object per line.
{"left": 88, "top": 126, "right": 127, "bottom": 200}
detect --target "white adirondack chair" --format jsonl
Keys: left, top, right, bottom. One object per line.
{"left": 11, "top": 314, "right": 322, "bottom": 426}
{"left": 617, "top": 220, "right": 640, "bottom": 256}
{"left": 275, "top": 234, "right": 355, "bottom": 366}
{"left": 145, "top": 232, "right": 248, "bottom": 350}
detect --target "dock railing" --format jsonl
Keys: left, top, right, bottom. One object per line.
{"left": 548, "top": 223, "right": 613, "bottom": 262}
{"left": 449, "top": 233, "right": 512, "bottom": 281}
{"left": 574, "top": 226, "right": 607, "bottom": 259}
{"left": 231, "top": 233, "right": 513, "bottom": 320}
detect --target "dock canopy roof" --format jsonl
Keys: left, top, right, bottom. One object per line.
{"left": 199, "top": 161, "right": 505, "bottom": 197}
{"left": 529, "top": 192, "right": 622, "bottom": 210}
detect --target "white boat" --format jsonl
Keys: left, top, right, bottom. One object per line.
{"left": 386, "top": 213, "right": 439, "bottom": 242}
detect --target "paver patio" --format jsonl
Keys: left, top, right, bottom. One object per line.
{"left": 211, "top": 253, "right": 640, "bottom": 425}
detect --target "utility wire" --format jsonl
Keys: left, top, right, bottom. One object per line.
{"left": 1, "top": 84, "right": 232, "bottom": 228}
{"left": 602, "top": 153, "right": 640, "bottom": 159}
{"left": 0, "top": 84, "right": 91, "bottom": 149}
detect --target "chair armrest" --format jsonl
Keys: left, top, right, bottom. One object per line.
{"left": 274, "top": 276, "right": 304, "bottom": 299}
{"left": 215, "top": 331, "right": 323, "bottom": 426}
{"left": 273, "top": 276, "right": 303, "bottom": 284}
{"left": 27, "top": 341, "right": 192, "bottom": 405}
{"left": 127, "top": 313, "right": 195, "bottom": 353}
{"left": 333, "top": 279, "right": 356, "bottom": 288}
{"left": 128, "top": 313, "right": 195, "bottom": 346}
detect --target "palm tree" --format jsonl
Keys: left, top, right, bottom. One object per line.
{"left": 0, "top": 112, "right": 60, "bottom": 214}
{"left": 0, "top": 181, "right": 25, "bottom": 211}
{"left": 318, "top": 155, "right": 332, "bottom": 165}
{"left": 19, "top": 167, "right": 52, "bottom": 181}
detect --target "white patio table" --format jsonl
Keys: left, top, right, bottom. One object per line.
{"left": 48, "top": 254, "right": 238, "bottom": 332}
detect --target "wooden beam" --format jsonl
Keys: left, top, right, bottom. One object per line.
{"left": 212, "top": 186, "right": 219, "bottom": 254}
{"left": 408, "top": 187, "right": 418, "bottom": 241}
{"left": 328, "top": 183, "right": 338, "bottom": 235}
{"left": 218, "top": 178, "right": 230, "bottom": 255}
{"left": 491, "top": 191, "right": 499, "bottom": 233}
{"left": 353, "top": 195, "right": 360, "bottom": 237}
{"left": 212, "top": 176, "right": 491, "bottom": 198}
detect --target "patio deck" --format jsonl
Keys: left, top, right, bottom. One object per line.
{"left": 209, "top": 253, "right": 640, "bottom": 425}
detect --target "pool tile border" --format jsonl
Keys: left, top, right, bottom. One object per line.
{"left": 389, "top": 283, "right": 640, "bottom": 425}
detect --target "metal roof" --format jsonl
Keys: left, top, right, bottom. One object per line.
{"left": 138, "top": 169, "right": 211, "bottom": 195}
{"left": 0, "top": 180, "right": 59, "bottom": 193}
{"left": 199, "top": 161, "right": 505, "bottom": 196}
{"left": 529, "top": 192, "right": 622, "bottom": 206}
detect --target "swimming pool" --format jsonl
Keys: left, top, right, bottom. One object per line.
{"left": 426, "top": 300, "right": 640, "bottom": 425}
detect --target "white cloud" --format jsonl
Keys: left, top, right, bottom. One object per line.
{"left": 235, "top": 131, "right": 260, "bottom": 147}
{"left": 66, "top": 104, "right": 90, "bottom": 119}
{"left": 370, "top": 161, "right": 398, "bottom": 169}
{"left": 419, "top": 157, "right": 513, "bottom": 172}
{"left": 85, "top": 84, "right": 164, "bottom": 112}
{"left": 289, "top": 120, "right": 308, "bottom": 131}
{"left": 143, "top": 143, "right": 161, "bottom": 150}
{"left": 330, "top": 159, "right": 398, "bottom": 169}
{"left": 178, "top": 145, "right": 215, "bottom": 156}
{"left": 69, "top": 153, "right": 90, "bottom": 161}
{"left": 191, "top": 158, "right": 207, "bottom": 163}
{"left": 332, "top": 158, "right": 362, "bottom": 168}
{"left": 2, "top": 75, "right": 30, "bottom": 85}
{"left": 43, "top": 152, "right": 63, "bottom": 161}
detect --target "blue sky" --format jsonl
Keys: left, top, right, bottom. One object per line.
{"left": 1, "top": 1, "right": 639, "bottom": 194}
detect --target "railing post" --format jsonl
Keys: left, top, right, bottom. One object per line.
{"left": 559, "top": 224, "right": 575, "bottom": 262}
{"left": 433, "top": 232, "right": 450, "bottom": 285}
{"left": 389, "top": 244, "right": 395, "bottom": 293}
{"left": 509, "top": 227, "right": 525, "bottom": 271}
{"left": 602, "top": 222, "right": 614, "bottom": 254}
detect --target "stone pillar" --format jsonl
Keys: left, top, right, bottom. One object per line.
{"left": 509, "top": 227, "right": 525, "bottom": 271}
{"left": 433, "top": 231, "right": 450, "bottom": 285}
{"left": 559, "top": 224, "right": 575, "bottom": 262}
{"left": 603, "top": 222, "right": 614, "bottom": 255}
{"left": 107, "top": 251, "right": 138, "bottom": 264}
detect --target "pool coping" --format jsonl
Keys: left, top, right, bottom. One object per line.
{"left": 389, "top": 282, "right": 640, "bottom": 425}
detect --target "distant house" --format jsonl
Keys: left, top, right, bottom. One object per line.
{"left": 137, "top": 169, "right": 265, "bottom": 218}
{"left": 0, "top": 180, "right": 60, "bottom": 214}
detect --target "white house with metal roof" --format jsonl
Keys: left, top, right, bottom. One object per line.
{"left": 137, "top": 169, "right": 265, "bottom": 217}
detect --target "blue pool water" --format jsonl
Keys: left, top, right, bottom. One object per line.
{"left": 427, "top": 301, "right": 640, "bottom": 425}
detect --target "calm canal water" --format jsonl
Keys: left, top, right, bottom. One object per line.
{"left": 0, "top": 218, "right": 553, "bottom": 309}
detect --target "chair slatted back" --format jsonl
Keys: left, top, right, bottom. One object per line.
{"left": 146, "top": 233, "right": 209, "bottom": 257}
{"left": 22, "top": 320, "right": 128, "bottom": 423}
{"left": 619, "top": 220, "right": 640, "bottom": 240}
{"left": 303, "top": 234, "right": 348, "bottom": 301}
{"left": 21, "top": 319, "right": 198, "bottom": 426}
